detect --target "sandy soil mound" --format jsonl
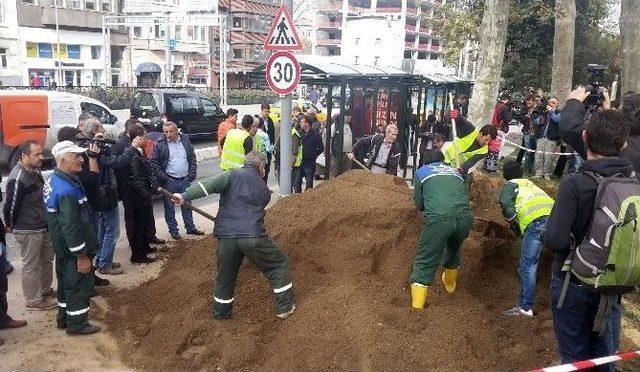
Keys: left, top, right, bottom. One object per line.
{"left": 106, "top": 170, "right": 558, "bottom": 370}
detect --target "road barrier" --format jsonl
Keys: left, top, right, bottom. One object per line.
{"left": 530, "top": 350, "right": 640, "bottom": 372}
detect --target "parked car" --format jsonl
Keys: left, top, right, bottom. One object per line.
{"left": 130, "top": 89, "right": 226, "bottom": 138}
{"left": 269, "top": 100, "right": 328, "bottom": 125}
{"left": 0, "top": 90, "right": 124, "bottom": 170}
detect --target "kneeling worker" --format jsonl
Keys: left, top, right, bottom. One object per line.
{"left": 172, "top": 151, "right": 295, "bottom": 319}
{"left": 499, "top": 161, "right": 554, "bottom": 317}
{"left": 410, "top": 150, "right": 473, "bottom": 309}
{"left": 444, "top": 110, "right": 498, "bottom": 174}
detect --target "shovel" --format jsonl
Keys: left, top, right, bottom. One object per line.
{"left": 158, "top": 187, "right": 216, "bottom": 222}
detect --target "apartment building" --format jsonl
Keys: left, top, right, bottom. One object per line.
{"left": 316, "top": 0, "right": 443, "bottom": 69}
{"left": 15, "top": 0, "right": 125, "bottom": 86}
{"left": 0, "top": 0, "right": 21, "bottom": 84}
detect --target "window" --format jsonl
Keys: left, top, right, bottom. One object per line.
{"left": 355, "top": 38, "right": 359, "bottom": 46}
{"left": 67, "top": 45, "right": 81, "bottom": 59}
{"left": 0, "top": 2, "right": 5, "bottom": 23}
{"left": 354, "top": 56, "right": 359, "bottom": 65}
{"left": 101, "top": 0, "right": 111, "bottom": 12}
{"left": 70, "top": 0, "right": 82, "bottom": 9}
{"left": 233, "top": 17, "right": 241, "bottom": 28}
{"left": 91, "top": 46, "right": 100, "bottom": 59}
{"left": 374, "top": 56, "right": 380, "bottom": 66}
{"left": 375, "top": 38, "right": 381, "bottom": 46}
{"left": 233, "top": 49, "right": 243, "bottom": 59}
{"left": 26, "top": 42, "right": 38, "bottom": 57}
{"left": 92, "top": 70, "right": 101, "bottom": 85}
{"left": 168, "top": 96, "right": 199, "bottom": 115}
{"left": 0, "top": 48, "right": 7, "bottom": 68}
{"left": 133, "top": 27, "right": 142, "bottom": 37}
{"left": 51, "top": 0, "right": 64, "bottom": 7}
{"left": 53, "top": 44, "right": 67, "bottom": 58}
{"left": 201, "top": 98, "right": 220, "bottom": 119}
{"left": 175, "top": 25, "right": 181, "bottom": 40}
{"left": 38, "top": 43, "right": 53, "bottom": 58}
{"left": 22, "top": 0, "right": 36, "bottom": 4}
{"left": 85, "top": 0, "right": 95, "bottom": 10}
{"left": 193, "top": 26, "right": 200, "bottom": 40}
{"left": 80, "top": 102, "right": 114, "bottom": 125}
{"left": 200, "top": 27, "right": 206, "bottom": 42}
{"left": 132, "top": 92, "right": 160, "bottom": 115}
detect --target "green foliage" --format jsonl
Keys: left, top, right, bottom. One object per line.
{"left": 430, "top": 0, "right": 620, "bottom": 96}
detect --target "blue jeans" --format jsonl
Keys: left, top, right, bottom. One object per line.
{"left": 550, "top": 274, "right": 620, "bottom": 370}
{"left": 518, "top": 217, "right": 547, "bottom": 311}
{"left": 163, "top": 178, "right": 196, "bottom": 235}
{"left": 294, "top": 163, "right": 315, "bottom": 193}
{"left": 96, "top": 206, "right": 120, "bottom": 269}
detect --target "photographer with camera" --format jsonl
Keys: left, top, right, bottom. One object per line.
{"left": 562, "top": 86, "right": 640, "bottom": 175}
{"left": 532, "top": 97, "right": 561, "bottom": 179}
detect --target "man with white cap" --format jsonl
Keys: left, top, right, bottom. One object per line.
{"left": 44, "top": 141, "right": 100, "bottom": 335}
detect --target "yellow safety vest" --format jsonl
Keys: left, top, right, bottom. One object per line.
{"left": 292, "top": 128, "right": 302, "bottom": 167}
{"left": 444, "top": 128, "right": 488, "bottom": 167}
{"left": 220, "top": 128, "right": 249, "bottom": 170}
{"left": 511, "top": 178, "right": 554, "bottom": 233}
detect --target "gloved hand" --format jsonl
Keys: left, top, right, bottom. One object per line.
{"left": 450, "top": 110, "right": 459, "bottom": 120}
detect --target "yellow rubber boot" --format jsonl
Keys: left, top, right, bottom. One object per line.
{"left": 410, "top": 283, "right": 429, "bottom": 309}
{"left": 442, "top": 268, "right": 458, "bottom": 294}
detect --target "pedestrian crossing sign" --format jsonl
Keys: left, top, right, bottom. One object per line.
{"left": 264, "top": 5, "right": 303, "bottom": 51}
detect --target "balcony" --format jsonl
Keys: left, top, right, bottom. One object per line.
{"left": 406, "top": 7, "right": 418, "bottom": 16}
{"left": 318, "top": 1, "right": 343, "bottom": 12}
{"left": 317, "top": 38, "right": 342, "bottom": 46}
{"left": 376, "top": 6, "right": 402, "bottom": 13}
{"left": 418, "top": 43, "right": 429, "bottom": 50}
{"left": 430, "top": 45, "right": 441, "bottom": 52}
{"left": 405, "top": 24, "right": 417, "bottom": 32}
{"left": 318, "top": 21, "right": 342, "bottom": 29}
{"left": 419, "top": 27, "right": 432, "bottom": 35}
{"left": 405, "top": 41, "right": 417, "bottom": 49}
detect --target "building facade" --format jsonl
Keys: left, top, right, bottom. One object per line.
{"left": 0, "top": 0, "right": 21, "bottom": 85}
{"left": 16, "top": 0, "right": 124, "bottom": 86}
{"left": 316, "top": 0, "right": 443, "bottom": 69}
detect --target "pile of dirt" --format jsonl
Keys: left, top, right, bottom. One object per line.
{"left": 106, "top": 170, "right": 558, "bottom": 370}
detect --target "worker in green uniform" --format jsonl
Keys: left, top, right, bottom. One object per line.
{"left": 443, "top": 109, "right": 498, "bottom": 175}
{"left": 44, "top": 141, "right": 100, "bottom": 335}
{"left": 499, "top": 160, "right": 554, "bottom": 317}
{"left": 220, "top": 115, "right": 254, "bottom": 171}
{"left": 410, "top": 150, "right": 473, "bottom": 309}
{"left": 172, "top": 151, "right": 295, "bottom": 320}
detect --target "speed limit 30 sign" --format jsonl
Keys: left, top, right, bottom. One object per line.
{"left": 266, "top": 51, "right": 301, "bottom": 96}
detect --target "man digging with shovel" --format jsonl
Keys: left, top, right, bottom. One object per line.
{"left": 170, "top": 151, "right": 296, "bottom": 320}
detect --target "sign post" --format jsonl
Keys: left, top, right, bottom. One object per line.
{"left": 265, "top": 2, "right": 302, "bottom": 196}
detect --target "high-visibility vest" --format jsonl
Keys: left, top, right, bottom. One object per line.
{"left": 292, "top": 128, "right": 302, "bottom": 167}
{"left": 444, "top": 128, "right": 488, "bottom": 167}
{"left": 253, "top": 133, "right": 264, "bottom": 154}
{"left": 220, "top": 128, "right": 249, "bottom": 170}
{"left": 511, "top": 178, "right": 554, "bottom": 233}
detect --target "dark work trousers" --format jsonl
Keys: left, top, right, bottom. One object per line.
{"left": 123, "top": 193, "right": 153, "bottom": 260}
{"left": 55, "top": 253, "right": 94, "bottom": 331}
{"left": 146, "top": 206, "right": 157, "bottom": 240}
{"left": 265, "top": 153, "right": 272, "bottom": 183}
{"left": 0, "top": 245, "right": 12, "bottom": 328}
{"left": 291, "top": 166, "right": 302, "bottom": 193}
{"left": 213, "top": 237, "right": 294, "bottom": 319}
{"left": 294, "top": 162, "right": 315, "bottom": 192}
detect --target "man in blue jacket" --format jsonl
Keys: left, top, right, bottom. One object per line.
{"left": 151, "top": 121, "right": 203, "bottom": 240}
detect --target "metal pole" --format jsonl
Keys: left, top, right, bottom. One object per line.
{"left": 324, "top": 85, "right": 333, "bottom": 180}
{"left": 165, "top": 15, "right": 172, "bottom": 86}
{"left": 219, "top": 15, "right": 223, "bottom": 99}
{"left": 54, "top": 0, "right": 62, "bottom": 86}
{"left": 278, "top": 0, "right": 294, "bottom": 195}
{"left": 102, "top": 16, "right": 108, "bottom": 86}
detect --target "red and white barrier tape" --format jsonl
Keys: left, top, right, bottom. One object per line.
{"left": 530, "top": 350, "right": 640, "bottom": 372}
{"left": 500, "top": 136, "right": 578, "bottom": 156}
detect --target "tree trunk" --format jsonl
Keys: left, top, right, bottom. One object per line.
{"left": 550, "top": 0, "right": 576, "bottom": 106}
{"left": 621, "top": 0, "right": 640, "bottom": 95}
{"left": 467, "top": 0, "right": 510, "bottom": 127}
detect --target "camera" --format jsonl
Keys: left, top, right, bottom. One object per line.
{"left": 76, "top": 137, "right": 115, "bottom": 151}
{"left": 584, "top": 64, "right": 606, "bottom": 110}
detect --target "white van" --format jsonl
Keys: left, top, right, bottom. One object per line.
{"left": 0, "top": 90, "right": 124, "bottom": 169}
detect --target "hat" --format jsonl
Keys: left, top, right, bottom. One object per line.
{"left": 51, "top": 141, "right": 87, "bottom": 158}
{"left": 502, "top": 160, "right": 523, "bottom": 181}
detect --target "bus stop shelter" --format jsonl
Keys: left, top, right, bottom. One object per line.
{"left": 251, "top": 59, "right": 471, "bottom": 180}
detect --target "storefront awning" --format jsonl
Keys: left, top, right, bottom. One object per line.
{"left": 135, "top": 62, "right": 162, "bottom": 76}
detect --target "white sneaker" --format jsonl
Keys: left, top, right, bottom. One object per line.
{"left": 502, "top": 306, "right": 533, "bottom": 317}
{"left": 277, "top": 304, "right": 296, "bottom": 319}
